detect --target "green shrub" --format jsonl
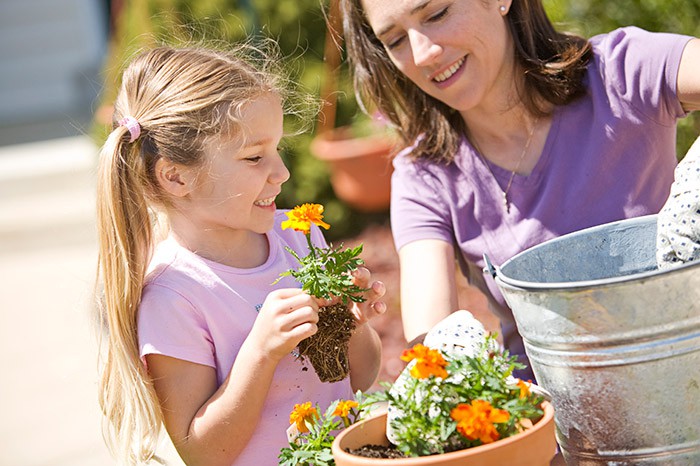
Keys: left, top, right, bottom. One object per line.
{"left": 94, "top": 0, "right": 699, "bottom": 237}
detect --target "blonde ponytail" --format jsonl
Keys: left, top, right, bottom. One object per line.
{"left": 96, "top": 127, "right": 162, "bottom": 464}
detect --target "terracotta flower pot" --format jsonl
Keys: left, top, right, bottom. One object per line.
{"left": 310, "top": 126, "right": 397, "bottom": 213}
{"left": 332, "top": 401, "right": 557, "bottom": 465}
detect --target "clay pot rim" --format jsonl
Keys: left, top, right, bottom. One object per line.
{"left": 310, "top": 127, "right": 399, "bottom": 162}
{"left": 331, "top": 400, "right": 555, "bottom": 464}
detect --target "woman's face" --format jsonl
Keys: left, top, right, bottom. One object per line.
{"left": 360, "top": 0, "right": 515, "bottom": 112}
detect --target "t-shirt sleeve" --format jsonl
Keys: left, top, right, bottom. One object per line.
{"left": 592, "top": 26, "right": 692, "bottom": 124}
{"left": 138, "top": 283, "right": 215, "bottom": 368}
{"left": 390, "top": 154, "right": 454, "bottom": 251}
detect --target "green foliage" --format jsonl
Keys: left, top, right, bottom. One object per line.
{"left": 367, "top": 336, "right": 545, "bottom": 457}
{"left": 278, "top": 235, "right": 367, "bottom": 304}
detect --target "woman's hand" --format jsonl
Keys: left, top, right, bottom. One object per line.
{"left": 249, "top": 288, "right": 323, "bottom": 361}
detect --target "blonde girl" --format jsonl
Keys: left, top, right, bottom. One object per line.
{"left": 96, "top": 45, "right": 385, "bottom": 465}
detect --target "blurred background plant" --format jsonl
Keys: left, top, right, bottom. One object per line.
{"left": 93, "top": 0, "right": 700, "bottom": 239}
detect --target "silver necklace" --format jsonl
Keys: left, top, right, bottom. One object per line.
{"left": 470, "top": 116, "right": 539, "bottom": 213}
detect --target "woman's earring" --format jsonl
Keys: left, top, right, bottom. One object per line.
{"left": 499, "top": 5, "right": 507, "bottom": 14}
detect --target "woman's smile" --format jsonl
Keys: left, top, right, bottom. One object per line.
{"left": 431, "top": 56, "right": 466, "bottom": 87}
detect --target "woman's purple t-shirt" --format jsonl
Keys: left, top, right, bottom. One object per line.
{"left": 390, "top": 27, "right": 692, "bottom": 359}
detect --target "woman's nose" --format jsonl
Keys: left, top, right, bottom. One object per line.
{"left": 408, "top": 29, "right": 442, "bottom": 67}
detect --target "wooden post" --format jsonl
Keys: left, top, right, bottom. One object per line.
{"left": 317, "top": 0, "right": 344, "bottom": 135}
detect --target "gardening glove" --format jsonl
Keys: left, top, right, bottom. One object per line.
{"left": 656, "top": 135, "right": 700, "bottom": 269}
{"left": 386, "top": 310, "right": 488, "bottom": 449}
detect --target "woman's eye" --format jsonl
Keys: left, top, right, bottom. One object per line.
{"left": 427, "top": 7, "right": 449, "bottom": 22}
{"left": 386, "top": 35, "right": 406, "bottom": 50}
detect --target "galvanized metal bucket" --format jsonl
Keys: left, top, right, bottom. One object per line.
{"left": 486, "top": 215, "right": 700, "bottom": 465}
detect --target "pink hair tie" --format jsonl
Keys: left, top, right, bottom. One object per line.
{"left": 118, "top": 116, "right": 141, "bottom": 143}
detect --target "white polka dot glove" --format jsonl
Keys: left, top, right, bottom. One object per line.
{"left": 656, "top": 135, "right": 700, "bottom": 269}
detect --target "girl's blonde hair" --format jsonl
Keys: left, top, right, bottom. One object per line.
{"left": 95, "top": 44, "right": 291, "bottom": 464}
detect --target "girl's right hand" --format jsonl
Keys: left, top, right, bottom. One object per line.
{"left": 248, "top": 288, "right": 322, "bottom": 361}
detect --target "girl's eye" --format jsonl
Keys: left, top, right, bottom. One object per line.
{"left": 245, "top": 155, "right": 262, "bottom": 163}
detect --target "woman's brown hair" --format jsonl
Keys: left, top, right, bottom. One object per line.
{"left": 339, "top": 0, "right": 592, "bottom": 164}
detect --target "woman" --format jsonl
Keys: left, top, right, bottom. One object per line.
{"left": 340, "top": 0, "right": 700, "bottom": 379}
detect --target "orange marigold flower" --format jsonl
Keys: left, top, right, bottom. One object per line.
{"left": 400, "top": 344, "right": 448, "bottom": 379}
{"left": 333, "top": 400, "right": 359, "bottom": 419}
{"left": 450, "top": 399, "right": 510, "bottom": 444}
{"left": 281, "top": 203, "right": 331, "bottom": 235}
{"left": 516, "top": 379, "right": 531, "bottom": 399}
{"left": 289, "top": 402, "right": 318, "bottom": 433}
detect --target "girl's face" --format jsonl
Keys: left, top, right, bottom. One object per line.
{"left": 360, "top": 0, "right": 515, "bottom": 112}
{"left": 183, "top": 93, "right": 289, "bottom": 242}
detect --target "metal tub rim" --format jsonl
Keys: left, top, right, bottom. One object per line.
{"left": 489, "top": 215, "right": 700, "bottom": 291}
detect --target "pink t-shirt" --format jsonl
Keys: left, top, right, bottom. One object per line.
{"left": 138, "top": 211, "right": 353, "bottom": 465}
{"left": 390, "top": 27, "right": 692, "bottom": 376}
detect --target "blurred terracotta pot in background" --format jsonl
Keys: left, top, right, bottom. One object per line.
{"left": 310, "top": 126, "right": 397, "bottom": 213}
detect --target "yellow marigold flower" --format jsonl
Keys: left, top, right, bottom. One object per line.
{"left": 450, "top": 399, "right": 510, "bottom": 444}
{"left": 333, "top": 400, "right": 359, "bottom": 418}
{"left": 281, "top": 203, "right": 331, "bottom": 235}
{"left": 516, "top": 379, "right": 531, "bottom": 399}
{"left": 289, "top": 402, "right": 318, "bottom": 433}
{"left": 400, "top": 344, "right": 448, "bottom": 379}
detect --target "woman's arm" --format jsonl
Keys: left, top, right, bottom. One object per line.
{"left": 398, "top": 239, "right": 459, "bottom": 343}
{"left": 678, "top": 38, "right": 700, "bottom": 112}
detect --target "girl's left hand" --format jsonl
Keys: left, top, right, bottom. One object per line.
{"left": 349, "top": 266, "right": 387, "bottom": 325}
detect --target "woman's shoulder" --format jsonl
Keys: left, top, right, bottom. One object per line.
{"left": 584, "top": 26, "right": 691, "bottom": 121}
{"left": 589, "top": 26, "right": 692, "bottom": 62}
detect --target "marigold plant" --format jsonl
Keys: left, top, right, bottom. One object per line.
{"left": 371, "top": 334, "right": 546, "bottom": 457}
{"left": 279, "top": 396, "right": 367, "bottom": 466}
{"left": 277, "top": 203, "right": 367, "bottom": 304}
{"left": 280, "top": 335, "right": 546, "bottom": 462}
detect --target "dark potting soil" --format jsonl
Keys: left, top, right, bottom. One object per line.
{"left": 297, "top": 302, "right": 356, "bottom": 382}
{"left": 346, "top": 444, "right": 407, "bottom": 459}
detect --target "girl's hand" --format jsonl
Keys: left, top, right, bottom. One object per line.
{"left": 349, "top": 266, "right": 387, "bottom": 325}
{"left": 248, "top": 288, "right": 322, "bottom": 361}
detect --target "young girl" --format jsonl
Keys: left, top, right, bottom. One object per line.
{"left": 95, "top": 45, "right": 386, "bottom": 466}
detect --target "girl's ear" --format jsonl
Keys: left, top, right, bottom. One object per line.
{"left": 155, "top": 158, "right": 195, "bottom": 197}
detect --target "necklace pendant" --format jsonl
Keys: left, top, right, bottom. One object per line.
{"left": 502, "top": 192, "right": 509, "bottom": 212}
